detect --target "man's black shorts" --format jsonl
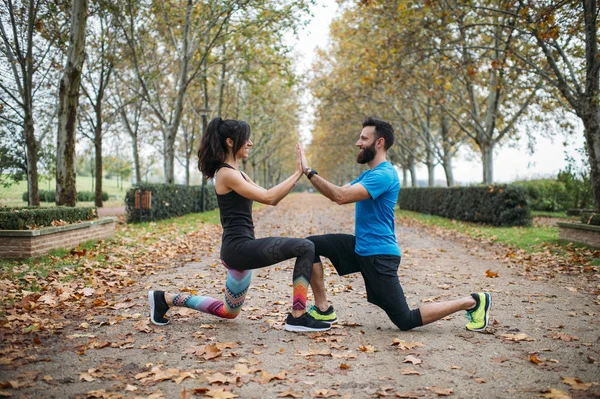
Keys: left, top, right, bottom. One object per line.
{"left": 306, "top": 233, "right": 422, "bottom": 330}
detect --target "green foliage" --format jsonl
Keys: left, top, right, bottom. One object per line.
{"left": 512, "top": 179, "right": 569, "bottom": 212}
{"left": 124, "top": 183, "right": 218, "bottom": 223}
{"left": 22, "top": 190, "right": 108, "bottom": 202}
{"left": 581, "top": 212, "right": 600, "bottom": 226}
{"left": 557, "top": 150, "right": 594, "bottom": 209}
{"left": 398, "top": 185, "right": 531, "bottom": 226}
{"left": 0, "top": 207, "right": 97, "bottom": 230}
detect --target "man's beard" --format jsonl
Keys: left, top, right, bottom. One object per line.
{"left": 356, "top": 142, "right": 376, "bottom": 164}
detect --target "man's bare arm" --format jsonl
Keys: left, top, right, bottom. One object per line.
{"left": 309, "top": 174, "right": 370, "bottom": 205}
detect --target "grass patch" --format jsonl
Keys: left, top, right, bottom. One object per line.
{"left": 0, "top": 176, "right": 131, "bottom": 201}
{"left": 396, "top": 209, "right": 559, "bottom": 252}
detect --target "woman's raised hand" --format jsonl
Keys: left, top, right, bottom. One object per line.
{"left": 296, "top": 143, "right": 304, "bottom": 174}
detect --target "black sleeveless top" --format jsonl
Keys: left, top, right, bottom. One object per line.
{"left": 216, "top": 164, "right": 255, "bottom": 250}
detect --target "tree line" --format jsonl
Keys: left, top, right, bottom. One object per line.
{"left": 1, "top": 0, "right": 311, "bottom": 207}
{"left": 308, "top": 0, "right": 599, "bottom": 209}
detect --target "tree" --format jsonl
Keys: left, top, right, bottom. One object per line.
{"left": 0, "top": 0, "right": 66, "bottom": 205}
{"left": 511, "top": 0, "right": 600, "bottom": 209}
{"left": 56, "top": 0, "right": 88, "bottom": 206}
{"left": 79, "top": 0, "right": 115, "bottom": 207}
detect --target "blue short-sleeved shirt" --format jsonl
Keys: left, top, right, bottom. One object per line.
{"left": 351, "top": 161, "right": 401, "bottom": 256}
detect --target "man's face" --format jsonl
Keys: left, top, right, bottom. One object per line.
{"left": 356, "top": 126, "right": 378, "bottom": 164}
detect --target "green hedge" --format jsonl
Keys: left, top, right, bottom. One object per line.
{"left": 22, "top": 190, "right": 109, "bottom": 202}
{"left": 398, "top": 185, "right": 531, "bottom": 226}
{"left": 512, "top": 179, "right": 569, "bottom": 212}
{"left": 0, "top": 207, "right": 97, "bottom": 230}
{"left": 125, "top": 183, "right": 218, "bottom": 223}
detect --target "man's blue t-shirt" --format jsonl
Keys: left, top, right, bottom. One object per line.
{"left": 351, "top": 161, "right": 401, "bottom": 257}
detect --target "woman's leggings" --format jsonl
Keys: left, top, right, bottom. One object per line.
{"left": 171, "top": 237, "right": 315, "bottom": 319}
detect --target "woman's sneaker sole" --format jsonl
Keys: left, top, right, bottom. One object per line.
{"left": 148, "top": 291, "right": 169, "bottom": 326}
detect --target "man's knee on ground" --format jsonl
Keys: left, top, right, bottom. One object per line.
{"left": 387, "top": 310, "right": 421, "bottom": 331}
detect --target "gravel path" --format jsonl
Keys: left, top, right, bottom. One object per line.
{"left": 1, "top": 193, "right": 598, "bottom": 398}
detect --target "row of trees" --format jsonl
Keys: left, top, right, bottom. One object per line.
{"left": 1, "top": 0, "right": 311, "bottom": 207}
{"left": 308, "top": 0, "right": 599, "bottom": 209}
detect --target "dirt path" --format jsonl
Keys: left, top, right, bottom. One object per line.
{"left": 1, "top": 193, "right": 599, "bottom": 398}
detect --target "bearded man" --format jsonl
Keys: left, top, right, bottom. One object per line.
{"left": 299, "top": 116, "right": 491, "bottom": 332}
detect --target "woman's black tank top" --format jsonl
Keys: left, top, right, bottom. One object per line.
{"left": 216, "top": 164, "right": 255, "bottom": 247}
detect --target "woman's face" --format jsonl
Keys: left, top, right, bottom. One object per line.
{"left": 235, "top": 137, "right": 253, "bottom": 159}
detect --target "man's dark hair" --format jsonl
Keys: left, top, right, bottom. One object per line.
{"left": 362, "top": 117, "right": 394, "bottom": 150}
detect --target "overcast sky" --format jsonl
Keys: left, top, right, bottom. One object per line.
{"left": 290, "top": 0, "right": 586, "bottom": 185}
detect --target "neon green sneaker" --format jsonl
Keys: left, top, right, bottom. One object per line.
{"left": 465, "top": 292, "right": 491, "bottom": 332}
{"left": 307, "top": 305, "right": 337, "bottom": 324}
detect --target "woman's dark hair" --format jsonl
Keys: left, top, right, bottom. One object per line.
{"left": 198, "top": 117, "right": 251, "bottom": 178}
{"left": 362, "top": 116, "right": 394, "bottom": 150}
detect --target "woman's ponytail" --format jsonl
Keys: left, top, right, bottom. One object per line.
{"left": 198, "top": 117, "right": 226, "bottom": 178}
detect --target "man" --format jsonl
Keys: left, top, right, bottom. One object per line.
{"left": 300, "top": 116, "right": 491, "bottom": 332}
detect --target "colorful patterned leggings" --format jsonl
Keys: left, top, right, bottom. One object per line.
{"left": 171, "top": 237, "right": 315, "bottom": 319}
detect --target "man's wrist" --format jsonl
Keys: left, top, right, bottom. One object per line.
{"left": 304, "top": 166, "right": 311, "bottom": 176}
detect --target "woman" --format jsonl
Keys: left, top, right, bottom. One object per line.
{"left": 148, "top": 117, "right": 332, "bottom": 332}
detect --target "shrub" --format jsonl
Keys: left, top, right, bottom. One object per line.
{"left": 581, "top": 212, "right": 600, "bottom": 226}
{"left": 512, "top": 179, "right": 569, "bottom": 212}
{"left": 398, "top": 185, "right": 531, "bottom": 226}
{"left": 22, "top": 190, "right": 109, "bottom": 202}
{"left": 125, "top": 183, "right": 218, "bottom": 223}
{"left": 0, "top": 207, "right": 97, "bottom": 230}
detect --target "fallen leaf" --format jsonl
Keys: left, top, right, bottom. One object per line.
{"left": 204, "top": 388, "right": 239, "bottom": 399}
{"left": 278, "top": 389, "right": 303, "bottom": 398}
{"left": 530, "top": 354, "right": 542, "bottom": 365}
{"left": 339, "top": 363, "right": 351, "bottom": 370}
{"left": 541, "top": 388, "right": 572, "bottom": 399}
{"left": 429, "top": 386, "right": 453, "bottom": 396}
{"left": 401, "top": 368, "right": 421, "bottom": 375}
{"left": 391, "top": 339, "right": 424, "bottom": 350}
{"left": 549, "top": 333, "right": 579, "bottom": 342}
{"left": 485, "top": 269, "right": 499, "bottom": 278}
{"left": 403, "top": 355, "right": 422, "bottom": 365}
{"left": 357, "top": 345, "right": 376, "bottom": 353}
{"left": 312, "top": 389, "right": 339, "bottom": 398}
{"left": 500, "top": 333, "right": 535, "bottom": 342}
{"left": 562, "top": 377, "right": 592, "bottom": 390}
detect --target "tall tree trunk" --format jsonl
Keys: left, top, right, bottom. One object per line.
{"left": 442, "top": 152, "right": 454, "bottom": 187}
{"left": 163, "top": 0, "right": 193, "bottom": 184}
{"left": 56, "top": 0, "right": 88, "bottom": 206}
{"left": 402, "top": 168, "right": 408, "bottom": 188}
{"left": 426, "top": 150, "right": 435, "bottom": 187}
{"left": 582, "top": 112, "right": 600, "bottom": 210}
{"left": 132, "top": 134, "right": 141, "bottom": 184}
{"left": 583, "top": 0, "right": 600, "bottom": 210}
{"left": 482, "top": 144, "right": 494, "bottom": 184}
{"left": 409, "top": 164, "right": 417, "bottom": 187}
{"left": 24, "top": 113, "right": 40, "bottom": 206}
{"left": 94, "top": 126, "right": 102, "bottom": 207}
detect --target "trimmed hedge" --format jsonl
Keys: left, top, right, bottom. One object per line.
{"left": 512, "top": 179, "right": 568, "bottom": 212}
{"left": 398, "top": 185, "right": 531, "bottom": 226}
{"left": 581, "top": 212, "right": 600, "bottom": 226}
{"left": 0, "top": 207, "right": 98, "bottom": 230}
{"left": 22, "top": 190, "right": 109, "bottom": 202}
{"left": 125, "top": 183, "right": 218, "bottom": 223}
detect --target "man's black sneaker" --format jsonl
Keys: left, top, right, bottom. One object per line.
{"left": 148, "top": 290, "right": 169, "bottom": 325}
{"left": 284, "top": 312, "right": 331, "bottom": 332}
